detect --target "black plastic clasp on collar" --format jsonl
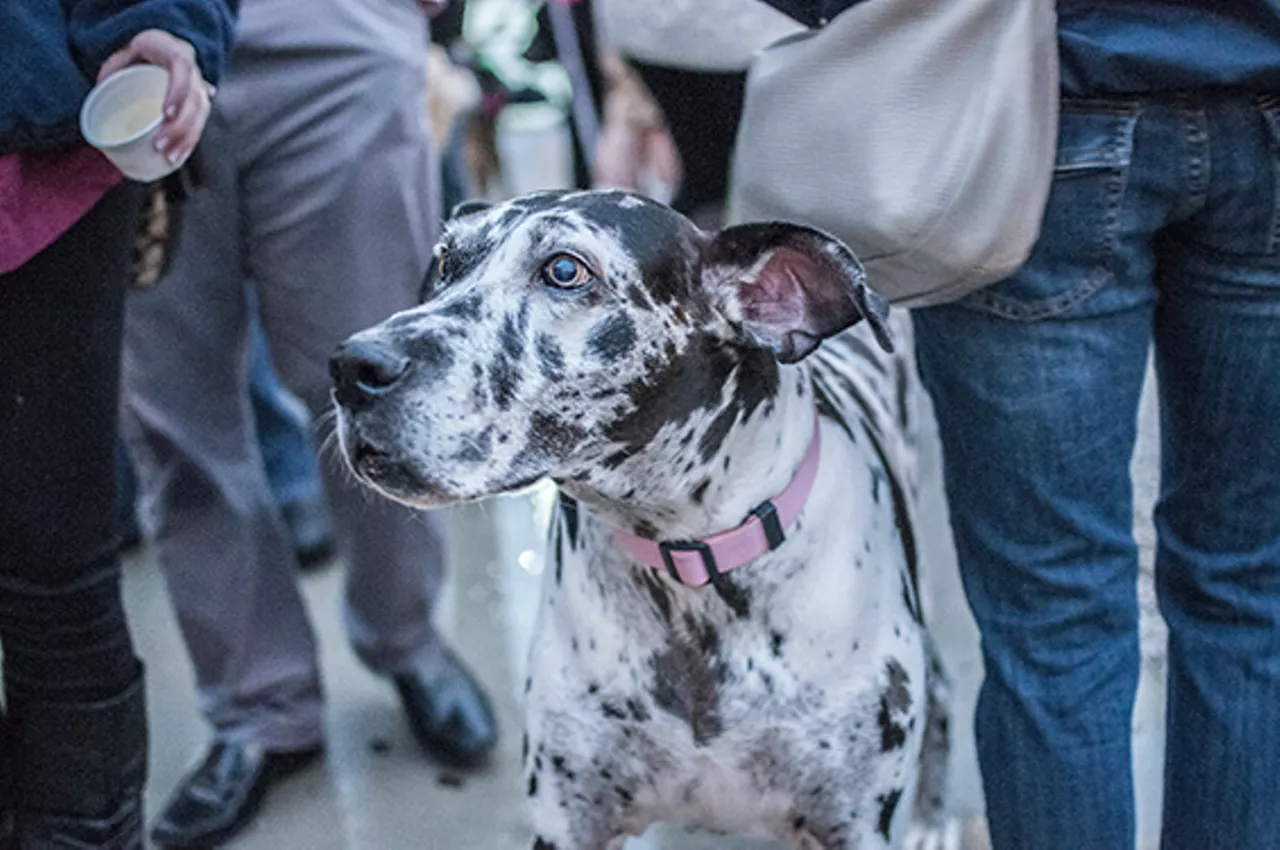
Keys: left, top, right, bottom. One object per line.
{"left": 659, "top": 539, "right": 719, "bottom": 585}
{"left": 750, "top": 500, "right": 786, "bottom": 551}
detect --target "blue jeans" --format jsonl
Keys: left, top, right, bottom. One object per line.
{"left": 915, "top": 94, "right": 1280, "bottom": 850}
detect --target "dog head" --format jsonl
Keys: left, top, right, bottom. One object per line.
{"left": 330, "top": 190, "right": 889, "bottom": 509}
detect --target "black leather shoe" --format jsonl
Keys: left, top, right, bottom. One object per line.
{"left": 150, "top": 741, "right": 321, "bottom": 848}
{"left": 394, "top": 648, "right": 497, "bottom": 769}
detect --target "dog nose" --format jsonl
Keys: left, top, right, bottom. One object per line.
{"left": 330, "top": 338, "right": 410, "bottom": 407}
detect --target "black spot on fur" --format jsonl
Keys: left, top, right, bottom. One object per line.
{"left": 603, "top": 448, "right": 635, "bottom": 470}
{"left": 633, "top": 518, "right": 660, "bottom": 539}
{"left": 602, "top": 702, "right": 627, "bottom": 721}
{"left": 770, "top": 631, "right": 785, "bottom": 658}
{"left": 551, "top": 756, "right": 576, "bottom": 781}
{"left": 560, "top": 494, "right": 580, "bottom": 549}
{"left": 699, "top": 407, "right": 738, "bottom": 463}
{"left": 441, "top": 236, "right": 489, "bottom": 284}
{"left": 527, "top": 774, "right": 539, "bottom": 796}
{"left": 902, "top": 572, "right": 922, "bottom": 625}
{"left": 636, "top": 570, "right": 673, "bottom": 623}
{"left": 528, "top": 411, "right": 587, "bottom": 457}
{"left": 521, "top": 733, "right": 529, "bottom": 761}
{"left": 626, "top": 699, "right": 650, "bottom": 722}
{"left": 733, "top": 349, "right": 781, "bottom": 422}
{"left": 402, "top": 332, "right": 454, "bottom": 373}
{"left": 649, "top": 614, "right": 727, "bottom": 745}
{"left": 896, "top": 358, "right": 911, "bottom": 430}
{"left": 710, "top": 575, "right": 752, "bottom": 619}
{"left": 554, "top": 524, "right": 564, "bottom": 585}
{"left": 499, "top": 311, "right": 526, "bottom": 362}
{"left": 615, "top": 785, "right": 634, "bottom": 805}
{"left": 626, "top": 283, "right": 650, "bottom": 308}
{"left": 489, "top": 356, "right": 520, "bottom": 409}
{"left": 877, "top": 788, "right": 903, "bottom": 841}
{"left": 691, "top": 479, "right": 711, "bottom": 504}
{"left": 586, "top": 313, "right": 637, "bottom": 363}
{"left": 605, "top": 334, "right": 734, "bottom": 455}
{"left": 535, "top": 333, "right": 566, "bottom": 381}
{"left": 438, "top": 293, "right": 483, "bottom": 321}
{"left": 878, "top": 659, "right": 912, "bottom": 752}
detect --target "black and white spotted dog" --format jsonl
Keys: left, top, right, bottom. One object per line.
{"left": 330, "top": 191, "right": 955, "bottom": 850}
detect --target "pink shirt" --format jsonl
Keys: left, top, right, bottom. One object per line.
{"left": 0, "top": 146, "right": 124, "bottom": 274}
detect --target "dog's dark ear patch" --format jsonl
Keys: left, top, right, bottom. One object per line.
{"left": 450, "top": 199, "right": 493, "bottom": 220}
{"left": 702, "top": 223, "right": 892, "bottom": 363}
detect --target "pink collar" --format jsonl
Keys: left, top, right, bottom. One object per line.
{"left": 609, "top": 418, "right": 822, "bottom": 587}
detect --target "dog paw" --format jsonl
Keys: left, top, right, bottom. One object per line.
{"left": 902, "top": 819, "right": 961, "bottom": 850}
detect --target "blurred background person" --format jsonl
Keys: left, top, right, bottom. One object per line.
{"left": 118, "top": 1, "right": 497, "bottom": 846}
{"left": 0, "top": 1, "right": 233, "bottom": 846}
{"left": 591, "top": 0, "right": 801, "bottom": 225}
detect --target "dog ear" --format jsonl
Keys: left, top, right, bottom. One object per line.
{"left": 701, "top": 222, "right": 893, "bottom": 363}
{"left": 449, "top": 199, "right": 493, "bottom": 220}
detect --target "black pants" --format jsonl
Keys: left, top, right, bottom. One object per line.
{"left": 630, "top": 60, "right": 747, "bottom": 220}
{"left": 0, "top": 183, "right": 142, "bottom": 705}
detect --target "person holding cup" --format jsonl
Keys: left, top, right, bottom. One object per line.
{"left": 0, "top": 3, "right": 235, "bottom": 847}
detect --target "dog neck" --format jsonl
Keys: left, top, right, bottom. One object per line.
{"left": 559, "top": 357, "right": 816, "bottom": 543}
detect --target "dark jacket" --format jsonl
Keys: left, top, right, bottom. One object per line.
{"left": 759, "top": 0, "right": 1280, "bottom": 96}
{"left": 0, "top": 0, "right": 237, "bottom": 155}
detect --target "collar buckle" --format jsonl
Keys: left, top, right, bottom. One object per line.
{"left": 749, "top": 499, "right": 786, "bottom": 551}
{"left": 659, "top": 538, "right": 720, "bottom": 585}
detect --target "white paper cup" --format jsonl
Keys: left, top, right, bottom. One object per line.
{"left": 80, "top": 65, "right": 180, "bottom": 182}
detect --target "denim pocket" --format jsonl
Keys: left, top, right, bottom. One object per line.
{"left": 1255, "top": 98, "right": 1280, "bottom": 255}
{"left": 962, "top": 100, "right": 1140, "bottom": 321}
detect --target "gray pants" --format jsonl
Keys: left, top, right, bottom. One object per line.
{"left": 121, "top": 0, "right": 445, "bottom": 751}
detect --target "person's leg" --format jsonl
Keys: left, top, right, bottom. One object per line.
{"left": 245, "top": 298, "right": 335, "bottom": 568}
{"left": 915, "top": 98, "right": 1168, "bottom": 849}
{"left": 0, "top": 183, "right": 148, "bottom": 847}
{"left": 1153, "top": 96, "right": 1280, "bottom": 849}
{"left": 236, "top": 0, "right": 495, "bottom": 765}
{"left": 120, "top": 114, "right": 326, "bottom": 755}
{"left": 235, "top": 0, "right": 448, "bottom": 677}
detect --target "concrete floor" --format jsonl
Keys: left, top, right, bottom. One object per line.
{"left": 122, "top": 364, "right": 1167, "bottom": 850}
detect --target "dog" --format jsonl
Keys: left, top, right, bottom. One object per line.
{"left": 330, "top": 190, "right": 956, "bottom": 849}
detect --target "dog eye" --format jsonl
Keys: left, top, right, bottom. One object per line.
{"left": 420, "top": 246, "right": 449, "bottom": 303}
{"left": 541, "top": 254, "right": 591, "bottom": 290}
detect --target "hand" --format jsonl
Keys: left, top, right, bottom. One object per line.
{"left": 99, "top": 30, "right": 214, "bottom": 166}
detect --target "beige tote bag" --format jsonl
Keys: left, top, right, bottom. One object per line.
{"left": 729, "top": 0, "right": 1060, "bottom": 307}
